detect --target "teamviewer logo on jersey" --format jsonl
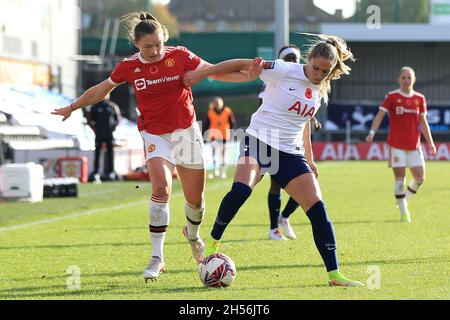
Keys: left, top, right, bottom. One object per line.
{"left": 396, "top": 106, "right": 404, "bottom": 115}
{"left": 134, "top": 78, "right": 147, "bottom": 91}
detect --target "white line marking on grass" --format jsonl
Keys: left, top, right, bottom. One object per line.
{"left": 0, "top": 180, "right": 229, "bottom": 233}
{"left": 0, "top": 200, "right": 148, "bottom": 232}
{"left": 78, "top": 189, "right": 116, "bottom": 197}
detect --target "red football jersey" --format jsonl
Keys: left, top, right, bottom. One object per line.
{"left": 379, "top": 90, "right": 427, "bottom": 150}
{"left": 109, "top": 46, "right": 202, "bottom": 134}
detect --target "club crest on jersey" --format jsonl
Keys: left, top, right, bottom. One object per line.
{"left": 288, "top": 101, "right": 316, "bottom": 117}
{"left": 148, "top": 144, "right": 156, "bottom": 153}
{"left": 150, "top": 66, "right": 158, "bottom": 74}
{"left": 165, "top": 58, "right": 175, "bottom": 67}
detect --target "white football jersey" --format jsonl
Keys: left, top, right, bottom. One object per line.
{"left": 246, "top": 59, "right": 321, "bottom": 155}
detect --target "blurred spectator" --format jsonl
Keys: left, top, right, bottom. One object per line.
{"left": 87, "top": 94, "right": 121, "bottom": 182}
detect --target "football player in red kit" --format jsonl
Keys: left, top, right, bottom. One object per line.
{"left": 52, "top": 12, "right": 256, "bottom": 282}
{"left": 366, "top": 66, "right": 436, "bottom": 222}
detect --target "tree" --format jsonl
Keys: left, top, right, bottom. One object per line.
{"left": 352, "top": 0, "right": 429, "bottom": 23}
{"left": 151, "top": 4, "right": 180, "bottom": 37}
{"left": 81, "top": 0, "right": 179, "bottom": 38}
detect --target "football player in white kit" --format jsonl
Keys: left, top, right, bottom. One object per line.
{"left": 183, "top": 35, "right": 363, "bottom": 286}
{"left": 260, "top": 44, "right": 322, "bottom": 241}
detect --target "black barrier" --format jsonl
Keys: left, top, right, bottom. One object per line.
{"left": 326, "top": 103, "right": 450, "bottom": 132}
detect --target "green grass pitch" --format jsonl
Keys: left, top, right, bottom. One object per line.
{"left": 0, "top": 161, "right": 449, "bottom": 300}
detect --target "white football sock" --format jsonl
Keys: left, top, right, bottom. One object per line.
{"left": 149, "top": 199, "right": 170, "bottom": 259}
{"left": 405, "top": 180, "right": 423, "bottom": 201}
{"left": 185, "top": 201, "right": 205, "bottom": 240}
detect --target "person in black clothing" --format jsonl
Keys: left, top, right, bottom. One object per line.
{"left": 87, "top": 94, "right": 121, "bottom": 182}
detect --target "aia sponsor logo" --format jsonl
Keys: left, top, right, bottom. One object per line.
{"left": 288, "top": 101, "right": 316, "bottom": 117}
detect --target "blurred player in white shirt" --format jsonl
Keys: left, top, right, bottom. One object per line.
{"left": 259, "top": 44, "right": 322, "bottom": 241}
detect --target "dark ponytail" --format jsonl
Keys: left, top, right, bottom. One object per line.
{"left": 123, "top": 11, "right": 169, "bottom": 43}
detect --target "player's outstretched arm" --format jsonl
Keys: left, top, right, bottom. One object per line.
{"left": 52, "top": 80, "right": 116, "bottom": 121}
{"left": 419, "top": 114, "right": 437, "bottom": 156}
{"left": 183, "top": 58, "right": 264, "bottom": 86}
{"left": 366, "top": 110, "right": 386, "bottom": 142}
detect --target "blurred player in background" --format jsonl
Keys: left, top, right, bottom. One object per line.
{"left": 87, "top": 94, "right": 121, "bottom": 182}
{"left": 366, "top": 66, "right": 436, "bottom": 222}
{"left": 259, "top": 44, "right": 322, "bottom": 241}
{"left": 184, "top": 35, "right": 364, "bottom": 287}
{"left": 205, "top": 96, "right": 236, "bottom": 179}
{"left": 52, "top": 12, "right": 253, "bottom": 282}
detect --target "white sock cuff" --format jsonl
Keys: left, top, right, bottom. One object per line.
{"left": 185, "top": 201, "right": 205, "bottom": 223}
{"left": 394, "top": 179, "right": 405, "bottom": 196}
{"left": 149, "top": 200, "right": 170, "bottom": 228}
{"left": 409, "top": 180, "right": 423, "bottom": 190}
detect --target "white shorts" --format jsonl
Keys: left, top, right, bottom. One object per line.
{"left": 140, "top": 122, "right": 205, "bottom": 169}
{"left": 389, "top": 146, "right": 425, "bottom": 168}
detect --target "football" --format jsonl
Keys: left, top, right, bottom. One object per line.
{"left": 199, "top": 253, "right": 236, "bottom": 287}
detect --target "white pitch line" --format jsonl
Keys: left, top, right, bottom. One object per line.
{"left": 0, "top": 200, "right": 148, "bottom": 232}
{"left": 0, "top": 181, "right": 229, "bottom": 233}
{"left": 78, "top": 189, "right": 116, "bottom": 197}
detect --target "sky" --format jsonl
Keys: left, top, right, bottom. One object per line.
{"left": 153, "top": 0, "right": 357, "bottom": 19}
{"left": 313, "top": 0, "right": 356, "bottom": 18}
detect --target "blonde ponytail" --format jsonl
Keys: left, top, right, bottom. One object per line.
{"left": 302, "top": 33, "right": 355, "bottom": 103}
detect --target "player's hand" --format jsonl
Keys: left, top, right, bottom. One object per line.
{"left": 51, "top": 106, "right": 73, "bottom": 121}
{"left": 429, "top": 143, "right": 437, "bottom": 157}
{"left": 183, "top": 70, "right": 205, "bottom": 87}
{"left": 309, "top": 161, "right": 319, "bottom": 179}
{"left": 365, "top": 134, "right": 374, "bottom": 143}
{"left": 246, "top": 57, "right": 264, "bottom": 81}
{"left": 313, "top": 120, "right": 322, "bottom": 132}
